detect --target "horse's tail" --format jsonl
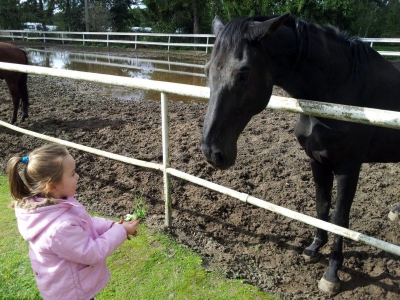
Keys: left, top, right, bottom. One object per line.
{"left": 18, "top": 50, "right": 29, "bottom": 111}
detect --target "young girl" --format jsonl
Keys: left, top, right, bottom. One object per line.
{"left": 7, "top": 144, "right": 140, "bottom": 300}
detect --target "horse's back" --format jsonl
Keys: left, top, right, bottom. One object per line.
{"left": 0, "top": 42, "right": 27, "bottom": 64}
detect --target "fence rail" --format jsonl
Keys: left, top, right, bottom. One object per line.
{"left": 0, "top": 61, "right": 399, "bottom": 257}
{"left": 0, "top": 30, "right": 216, "bottom": 53}
{"left": 1, "top": 30, "right": 400, "bottom": 56}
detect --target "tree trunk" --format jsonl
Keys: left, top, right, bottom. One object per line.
{"left": 85, "top": 0, "right": 89, "bottom": 31}
{"left": 193, "top": 0, "right": 201, "bottom": 50}
{"left": 38, "top": 0, "right": 47, "bottom": 30}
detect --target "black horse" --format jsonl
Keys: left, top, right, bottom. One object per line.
{"left": 201, "top": 12, "right": 400, "bottom": 295}
{"left": 0, "top": 42, "right": 29, "bottom": 124}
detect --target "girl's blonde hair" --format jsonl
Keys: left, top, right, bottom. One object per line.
{"left": 7, "top": 144, "right": 69, "bottom": 208}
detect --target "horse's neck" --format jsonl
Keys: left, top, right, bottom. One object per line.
{"left": 276, "top": 29, "right": 358, "bottom": 101}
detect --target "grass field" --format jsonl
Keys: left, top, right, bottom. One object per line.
{"left": 0, "top": 174, "right": 275, "bottom": 300}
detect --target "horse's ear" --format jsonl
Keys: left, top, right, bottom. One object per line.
{"left": 247, "top": 12, "right": 291, "bottom": 41}
{"left": 212, "top": 16, "right": 225, "bottom": 36}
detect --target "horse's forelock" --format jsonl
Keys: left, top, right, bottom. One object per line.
{"left": 214, "top": 19, "right": 249, "bottom": 54}
{"left": 213, "top": 15, "right": 297, "bottom": 55}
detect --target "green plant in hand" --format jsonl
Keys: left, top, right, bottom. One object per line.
{"left": 124, "top": 196, "right": 146, "bottom": 221}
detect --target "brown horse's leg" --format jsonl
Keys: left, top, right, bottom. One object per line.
{"left": 5, "top": 76, "right": 20, "bottom": 124}
{"left": 18, "top": 72, "right": 29, "bottom": 121}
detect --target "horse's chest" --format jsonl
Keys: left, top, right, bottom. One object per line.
{"left": 294, "top": 115, "right": 364, "bottom": 163}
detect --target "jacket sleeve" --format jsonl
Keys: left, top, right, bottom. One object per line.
{"left": 92, "top": 216, "right": 115, "bottom": 236}
{"left": 49, "top": 218, "right": 127, "bottom": 265}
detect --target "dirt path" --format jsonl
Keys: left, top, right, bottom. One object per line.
{"left": 0, "top": 44, "right": 399, "bottom": 299}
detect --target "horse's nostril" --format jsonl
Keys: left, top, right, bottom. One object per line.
{"left": 212, "top": 150, "right": 224, "bottom": 167}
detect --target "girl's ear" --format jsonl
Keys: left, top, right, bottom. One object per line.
{"left": 45, "top": 182, "right": 57, "bottom": 196}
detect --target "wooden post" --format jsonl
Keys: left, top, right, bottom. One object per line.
{"left": 161, "top": 93, "right": 172, "bottom": 227}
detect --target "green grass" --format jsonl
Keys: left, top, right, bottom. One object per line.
{"left": 0, "top": 174, "right": 276, "bottom": 300}
{"left": 372, "top": 45, "right": 399, "bottom": 52}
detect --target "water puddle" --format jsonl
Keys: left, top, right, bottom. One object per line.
{"left": 26, "top": 48, "right": 208, "bottom": 103}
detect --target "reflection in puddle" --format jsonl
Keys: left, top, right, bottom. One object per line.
{"left": 26, "top": 48, "right": 208, "bottom": 103}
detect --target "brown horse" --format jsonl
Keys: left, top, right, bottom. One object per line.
{"left": 0, "top": 42, "right": 29, "bottom": 124}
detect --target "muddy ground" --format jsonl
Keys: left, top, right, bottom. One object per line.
{"left": 0, "top": 43, "right": 399, "bottom": 299}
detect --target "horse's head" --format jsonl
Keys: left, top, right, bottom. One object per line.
{"left": 201, "top": 13, "right": 291, "bottom": 169}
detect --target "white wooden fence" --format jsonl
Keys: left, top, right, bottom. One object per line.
{"left": 0, "top": 30, "right": 215, "bottom": 53}
{"left": 1, "top": 30, "right": 400, "bottom": 56}
{"left": 0, "top": 61, "right": 399, "bottom": 257}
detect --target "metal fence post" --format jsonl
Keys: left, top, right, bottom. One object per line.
{"left": 168, "top": 35, "right": 171, "bottom": 51}
{"left": 161, "top": 92, "right": 172, "bottom": 227}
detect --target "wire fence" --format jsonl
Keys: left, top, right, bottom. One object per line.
{"left": 0, "top": 61, "right": 399, "bottom": 257}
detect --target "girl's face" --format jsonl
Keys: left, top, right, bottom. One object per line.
{"left": 50, "top": 153, "right": 79, "bottom": 199}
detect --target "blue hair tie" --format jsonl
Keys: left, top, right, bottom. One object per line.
{"left": 21, "top": 156, "right": 29, "bottom": 164}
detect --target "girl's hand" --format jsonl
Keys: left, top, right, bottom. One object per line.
{"left": 120, "top": 219, "right": 140, "bottom": 239}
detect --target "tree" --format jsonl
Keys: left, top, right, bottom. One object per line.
{"left": 140, "top": 0, "right": 213, "bottom": 34}
{"left": 0, "top": 0, "right": 21, "bottom": 29}
{"left": 109, "top": 0, "right": 136, "bottom": 32}
{"left": 86, "top": 1, "right": 112, "bottom": 31}
{"left": 381, "top": 0, "right": 400, "bottom": 37}
{"left": 55, "top": 0, "right": 85, "bottom": 31}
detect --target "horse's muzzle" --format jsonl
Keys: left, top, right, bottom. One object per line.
{"left": 201, "top": 142, "right": 233, "bottom": 170}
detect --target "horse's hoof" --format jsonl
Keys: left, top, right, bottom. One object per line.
{"left": 302, "top": 250, "right": 321, "bottom": 263}
{"left": 318, "top": 277, "right": 340, "bottom": 295}
{"left": 388, "top": 210, "right": 399, "bottom": 221}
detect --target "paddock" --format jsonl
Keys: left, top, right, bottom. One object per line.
{"left": 0, "top": 45, "right": 399, "bottom": 298}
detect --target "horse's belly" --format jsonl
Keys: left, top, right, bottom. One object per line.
{"left": 366, "top": 127, "right": 400, "bottom": 162}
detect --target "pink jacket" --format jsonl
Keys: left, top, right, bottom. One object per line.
{"left": 15, "top": 196, "right": 127, "bottom": 300}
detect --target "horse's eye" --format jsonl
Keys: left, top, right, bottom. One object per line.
{"left": 237, "top": 68, "right": 250, "bottom": 82}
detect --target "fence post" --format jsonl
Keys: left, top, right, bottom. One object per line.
{"left": 206, "top": 37, "right": 209, "bottom": 54}
{"left": 168, "top": 35, "right": 171, "bottom": 51}
{"left": 135, "top": 35, "right": 137, "bottom": 50}
{"left": 83, "top": 33, "right": 85, "bottom": 46}
{"left": 161, "top": 92, "right": 172, "bottom": 227}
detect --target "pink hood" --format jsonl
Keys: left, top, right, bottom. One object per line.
{"left": 15, "top": 196, "right": 127, "bottom": 300}
{"left": 15, "top": 196, "right": 76, "bottom": 241}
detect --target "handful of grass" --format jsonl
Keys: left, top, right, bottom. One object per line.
{"left": 124, "top": 197, "right": 146, "bottom": 221}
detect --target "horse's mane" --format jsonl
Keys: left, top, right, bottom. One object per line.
{"left": 214, "top": 14, "right": 365, "bottom": 52}
{"left": 214, "top": 14, "right": 370, "bottom": 78}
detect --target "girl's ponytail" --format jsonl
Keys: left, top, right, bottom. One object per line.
{"left": 7, "top": 156, "right": 31, "bottom": 201}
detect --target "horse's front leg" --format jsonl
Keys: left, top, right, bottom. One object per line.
{"left": 19, "top": 73, "right": 29, "bottom": 121}
{"left": 303, "top": 159, "right": 333, "bottom": 262}
{"left": 6, "top": 79, "right": 19, "bottom": 124}
{"left": 318, "top": 163, "right": 361, "bottom": 295}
